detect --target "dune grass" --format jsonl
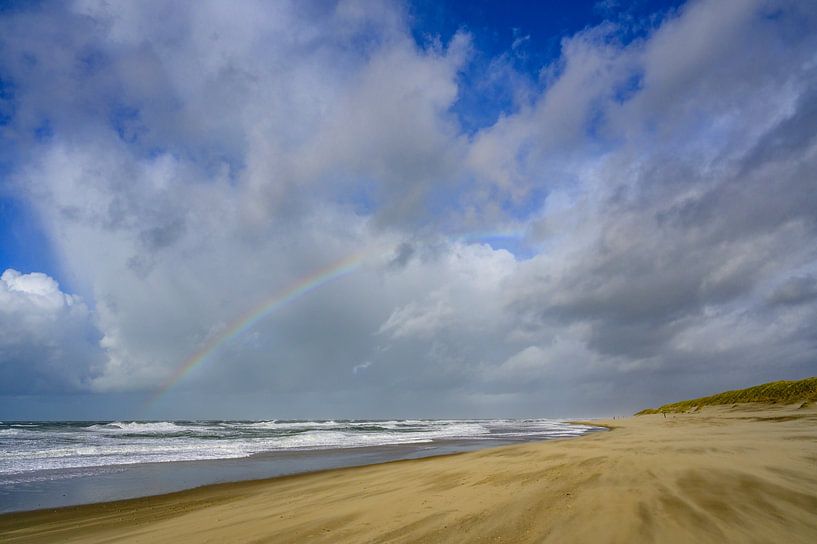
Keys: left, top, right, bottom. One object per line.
{"left": 636, "top": 377, "right": 817, "bottom": 415}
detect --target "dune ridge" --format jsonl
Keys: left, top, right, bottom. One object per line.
{"left": 636, "top": 376, "right": 817, "bottom": 414}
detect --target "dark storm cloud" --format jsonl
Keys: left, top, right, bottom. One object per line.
{"left": 768, "top": 276, "right": 817, "bottom": 307}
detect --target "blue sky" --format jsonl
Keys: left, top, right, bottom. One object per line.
{"left": 1, "top": 0, "right": 816, "bottom": 420}
{"left": 411, "top": 0, "right": 684, "bottom": 132}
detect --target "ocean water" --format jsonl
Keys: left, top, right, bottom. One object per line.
{"left": 0, "top": 419, "right": 601, "bottom": 513}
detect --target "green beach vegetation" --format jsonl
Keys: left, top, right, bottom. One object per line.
{"left": 636, "top": 377, "right": 817, "bottom": 415}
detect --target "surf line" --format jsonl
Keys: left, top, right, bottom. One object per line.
{"left": 145, "top": 252, "right": 367, "bottom": 407}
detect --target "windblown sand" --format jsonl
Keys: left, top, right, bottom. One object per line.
{"left": 2, "top": 403, "right": 816, "bottom": 543}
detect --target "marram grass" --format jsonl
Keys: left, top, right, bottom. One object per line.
{"left": 636, "top": 377, "right": 817, "bottom": 415}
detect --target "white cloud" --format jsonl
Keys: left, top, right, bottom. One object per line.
{"left": 1, "top": 269, "right": 79, "bottom": 308}
{"left": 378, "top": 291, "right": 455, "bottom": 339}
{"left": 0, "top": 269, "right": 102, "bottom": 392}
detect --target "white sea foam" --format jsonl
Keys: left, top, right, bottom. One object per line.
{"left": 230, "top": 420, "right": 340, "bottom": 430}
{"left": 0, "top": 419, "right": 600, "bottom": 480}
{"left": 85, "top": 421, "right": 213, "bottom": 434}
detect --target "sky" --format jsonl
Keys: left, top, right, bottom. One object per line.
{"left": 1, "top": 0, "right": 816, "bottom": 420}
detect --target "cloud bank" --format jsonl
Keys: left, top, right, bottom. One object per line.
{"left": 0, "top": 269, "right": 101, "bottom": 393}
{"left": 0, "top": 0, "right": 815, "bottom": 417}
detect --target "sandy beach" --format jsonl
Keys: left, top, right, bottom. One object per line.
{"left": 2, "top": 403, "right": 816, "bottom": 543}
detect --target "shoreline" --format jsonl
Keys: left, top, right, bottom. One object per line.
{"left": 0, "top": 423, "right": 605, "bottom": 515}
{"left": 2, "top": 404, "right": 816, "bottom": 543}
{"left": 1, "top": 446, "right": 486, "bottom": 519}
{"left": 0, "top": 438, "right": 536, "bottom": 515}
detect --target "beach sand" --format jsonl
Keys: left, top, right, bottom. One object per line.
{"left": 2, "top": 403, "right": 816, "bottom": 543}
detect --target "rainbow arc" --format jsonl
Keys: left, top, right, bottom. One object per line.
{"left": 145, "top": 251, "right": 368, "bottom": 406}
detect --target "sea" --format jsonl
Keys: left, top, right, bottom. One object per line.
{"left": 0, "top": 419, "right": 602, "bottom": 514}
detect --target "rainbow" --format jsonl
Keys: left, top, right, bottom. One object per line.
{"left": 146, "top": 252, "right": 367, "bottom": 406}
{"left": 145, "top": 231, "right": 519, "bottom": 407}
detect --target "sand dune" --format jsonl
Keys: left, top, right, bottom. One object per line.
{"left": 2, "top": 403, "right": 817, "bottom": 543}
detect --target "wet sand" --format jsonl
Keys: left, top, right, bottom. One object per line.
{"left": 2, "top": 403, "right": 816, "bottom": 543}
